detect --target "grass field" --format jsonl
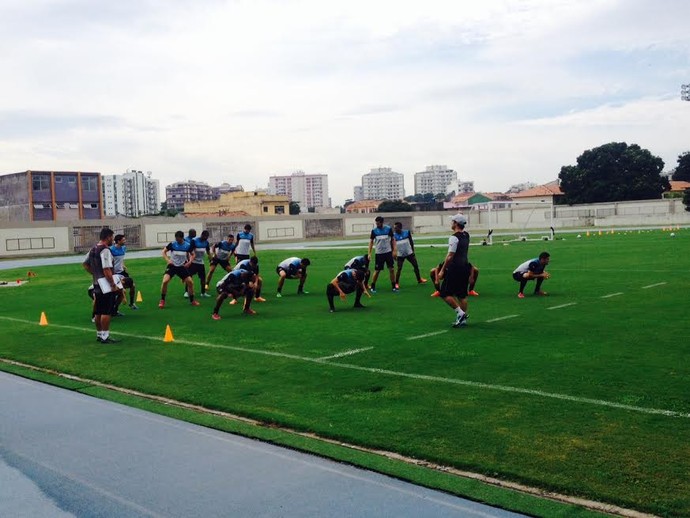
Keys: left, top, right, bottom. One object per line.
{"left": 1, "top": 230, "right": 689, "bottom": 517}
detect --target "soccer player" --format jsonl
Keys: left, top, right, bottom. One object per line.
{"left": 235, "top": 224, "right": 256, "bottom": 262}
{"left": 513, "top": 252, "right": 551, "bottom": 298}
{"left": 211, "top": 269, "right": 257, "bottom": 319}
{"left": 187, "top": 230, "right": 211, "bottom": 297}
{"left": 159, "top": 231, "right": 199, "bottom": 308}
{"left": 110, "top": 233, "right": 138, "bottom": 310}
{"left": 344, "top": 254, "right": 371, "bottom": 288}
{"left": 393, "top": 221, "right": 426, "bottom": 288}
{"left": 367, "top": 216, "right": 397, "bottom": 293}
{"left": 326, "top": 268, "right": 368, "bottom": 313}
{"left": 430, "top": 262, "right": 479, "bottom": 297}
{"left": 234, "top": 256, "right": 265, "bottom": 302}
{"left": 82, "top": 227, "right": 121, "bottom": 344}
{"left": 437, "top": 214, "right": 470, "bottom": 328}
{"left": 206, "top": 234, "right": 236, "bottom": 288}
{"left": 276, "top": 257, "right": 310, "bottom": 297}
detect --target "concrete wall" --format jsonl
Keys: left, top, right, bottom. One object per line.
{"left": 1, "top": 199, "right": 689, "bottom": 258}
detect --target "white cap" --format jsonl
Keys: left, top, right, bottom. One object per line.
{"left": 450, "top": 213, "right": 467, "bottom": 226}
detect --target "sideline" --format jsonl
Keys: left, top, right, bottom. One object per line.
{"left": 1, "top": 315, "right": 688, "bottom": 419}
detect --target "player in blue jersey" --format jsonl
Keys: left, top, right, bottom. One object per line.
{"left": 276, "top": 257, "right": 310, "bottom": 297}
{"left": 326, "top": 268, "right": 368, "bottom": 312}
{"left": 393, "top": 221, "right": 426, "bottom": 288}
{"left": 206, "top": 234, "right": 236, "bottom": 288}
{"left": 187, "top": 230, "right": 211, "bottom": 297}
{"left": 110, "top": 233, "right": 138, "bottom": 310}
{"left": 211, "top": 269, "right": 257, "bottom": 319}
{"left": 233, "top": 256, "right": 265, "bottom": 302}
{"left": 235, "top": 224, "right": 256, "bottom": 262}
{"left": 513, "top": 252, "right": 550, "bottom": 298}
{"left": 437, "top": 214, "right": 471, "bottom": 328}
{"left": 159, "top": 231, "right": 199, "bottom": 308}
{"left": 344, "top": 254, "right": 370, "bottom": 288}
{"left": 367, "top": 216, "right": 397, "bottom": 293}
{"left": 185, "top": 228, "right": 196, "bottom": 243}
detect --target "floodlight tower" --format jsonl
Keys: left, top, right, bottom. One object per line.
{"left": 682, "top": 84, "right": 690, "bottom": 101}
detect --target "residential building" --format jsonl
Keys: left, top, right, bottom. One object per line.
{"left": 183, "top": 190, "right": 290, "bottom": 218}
{"left": 214, "top": 183, "right": 244, "bottom": 196}
{"left": 361, "top": 167, "right": 404, "bottom": 200}
{"left": 0, "top": 170, "right": 102, "bottom": 222}
{"left": 510, "top": 180, "right": 564, "bottom": 205}
{"left": 344, "top": 200, "right": 381, "bottom": 214}
{"left": 663, "top": 180, "right": 690, "bottom": 198}
{"left": 414, "top": 165, "right": 458, "bottom": 196}
{"left": 165, "top": 180, "right": 216, "bottom": 211}
{"left": 353, "top": 185, "right": 364, "bottom": 201}
{"left": 268, "top": 171, "right": 330, "bottom": 210}
{"left": 445, "top": 179, "right": 475, "bottom": 196}
{"left": 102, "top": 170, "right": 160, "bottom": 217}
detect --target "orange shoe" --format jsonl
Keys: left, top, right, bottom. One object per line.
{"left": 534, "top": 291, "right": 549, "bottom": 296}
{"left": 430, "top": 290, "right": 441, "bottom": 297}
{"left": 243, "top": 308, "right": 257, "bottom": 315}
{"left": 190, "top": 300, "right": 200, "bottom": 306}
{"left": 468, "top": 290, "right": 479, "bottom": 296}
{"left": 255, "top": 297, "right": 266, "bottom": 302}
{"left": 418, "top": 278, "right": 428, "bottom": 284}
{"left": 229, "top": 298, "right": 238, "bottom": 305}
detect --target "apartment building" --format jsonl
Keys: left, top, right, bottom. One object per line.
{"left": 361, "top": 167, "right": 404, "bottom": 200}
{"left": 102, "top": 170, "right": 160, "bottom": 217}
{"left": 414, "top": 165, "right": 458, "bottom": 195}
{"left": 268, "top": 171, "right": 330, "bottom": 210}
{"left": 165, "top": 180, "right": 216, "bottom": 211}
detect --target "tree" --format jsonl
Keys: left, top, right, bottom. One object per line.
{"left": 672, "top": 152, "right": 690, "bottom": 182}
{"left": 683, "top": 188, "right": 690, "bottom": 212}
{"left": 289, "top": 202, "right": 301, "bottom": 215}
{"left": 377, "top": 200, "right": 413, "bottom": 212}
{"left": 558, "top": 142, "right": 669, "bottom": 204}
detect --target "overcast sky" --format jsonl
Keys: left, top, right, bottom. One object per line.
{"left": 1, "top": 0, "right": 688, "bottom": 205}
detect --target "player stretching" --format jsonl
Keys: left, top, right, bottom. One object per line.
{"left": 110, "top": 233, "right": 138, "bottom": 310}
{"left": 188, "top": 230, "right": 211, "bottom": 297}
{"left": 206, "top": 234, "right": 236, "bottom": 288}
{"left": 212, "top": 269, "right": 257, "bottom": 319}
{"left": 234, "top": 257, "right": 265, "bottom": 302}
{"left": 276, "top": 257, "right": 310, "bottom": 297}
{"left": 393, "top": 221, "right": 426, "bottom": 288}
{"left": 344, "top": 254, "right": 370, "bottom": 289}
{"left": 513, "top": 252, "right": 550, "bottom": 298}
{"left": 326, "top": 269, "right": 368, "bottom": 313}
{"left": 159, "top": 231, "right": 199, "bottom": 308}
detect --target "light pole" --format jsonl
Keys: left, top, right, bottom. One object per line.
{"left": 682, "top": 84, "right": 690, "bottom": 101}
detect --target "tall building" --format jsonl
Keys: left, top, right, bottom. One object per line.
{"left": 102, "top": 170, "right": 160, "bottom": 217}
{"left": 165, "top": 180, "right": 216, "bottom": 211}
{"left": 0, "top": 170, "right": 102, "bottom": 222}
{"left": 361, "top": 167, "right": 404, "bottom": 200}
{"left": 353, "top": 185, "right": 364, "bottom": 201}
{"left": 414, "top": 165, "right": 458, "bottom": 195}
{"left": 268, "top": 171, "right": 330, "bottom": 210}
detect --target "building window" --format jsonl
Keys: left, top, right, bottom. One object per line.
{"left": 32, "top": 175, "right": 50, "bottom": 191}
{"left": 82, "top": 176, "right": 98, "bottom": 192}
{"left": 263, "top": 206, "right": 269, "bottom": 213}
{"left": 275, "top": 205, "right": 285, "bottom": 214}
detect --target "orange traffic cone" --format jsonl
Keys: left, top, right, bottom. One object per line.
{"left": 163, "top": 325, "right": 174, "bottom": 343}
{"left": 39, "top": 312, "right": 48, "bottom": 326}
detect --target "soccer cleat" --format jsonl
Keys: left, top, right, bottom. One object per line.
{"left": 329, "top": 308, "right": 335, "bottom": 313}
{"left": 211, "top": 313, "right": 221, "bottom": 320}
{"left": 370, "top": 288, "right": 377, "bottom": 294}
{"left": 392, "top": 287, "right": 399, "bottom": 293}
{"left": 229, "top": 298, "right": 238, "bottom": 305}
{"left": 452, "top": 312, "right": 468, "bottom": 328}
{"left": 129, "top": 304, "right": 139, "bottom": 310}
{"left": 430, "top": 290, "right": 440, "bottom": 297}
{"left": 418, "top": 278, "right": 428, "bottom": 284}
{"left": 297, "top": 290, "right": 309, "bottom": 295}
{"left": 353, "top": 303, "right": 365, "bottom": 309}
{"left": 517, "top": 292, "right": 525, "bottom": 299}
{"left": 98, "top": 337, "right": 121, "bottom": 344}
{"left": 112, "top": 311, "right": 125, "bottom": 317}
{"left": 190, "top": 300, "right": 201, "bottom": 306}
{"left": 243, "top": 308, "right": 257, "bottom": 315}
{"left": 276, "top": 292, "right": 282, "bottom": 298}
{"left": 158, "top": 300, "right": 165, "bottom": 308}
{"left": 183, "top": 292, "right": 189, "bottom": 298}
{"left": 255, "top": 296, "right": 266, "bottom": 302}
{"left": 534, "top": 291, "right": 549, "bottom": 296}
{"left": 201, "top": 292, "right": 212, "bottom": 298}
{"left": 468, "top": 290, "right": 479, "bottom": 296}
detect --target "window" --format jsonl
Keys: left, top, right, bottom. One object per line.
{"left": 263, "top": 206, "right": 269, "bottom": 213}
{"left": 274, "top": 205, "right": 285, "bottom": 214}
{"left": 54, "top": 176, "right": 62, "bottom": 183}
{"left": 6, "top": 237, "right": 55, "bottom": 251}
{"left": 82, "top": 175, "right": 98, "bottom": 192}
{"left": 32, "top": 175, "right": 50, "bottom": 191}
{"left": 67, "top": 176, "right": 76, "bottom": 184}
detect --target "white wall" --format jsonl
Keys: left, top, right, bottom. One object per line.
{"left": 0, "top": 226, "right": 70, "bottom": 256}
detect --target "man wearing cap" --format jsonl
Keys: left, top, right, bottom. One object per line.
{"left": 367, "top": 216, "right": 397, "bottom": 293}
{"left": 437, "top": 214, "right": 471, "bottom": 328}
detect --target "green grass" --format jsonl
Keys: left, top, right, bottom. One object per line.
{"left": 1, "top": 230, "right": 689, "bottom": 517}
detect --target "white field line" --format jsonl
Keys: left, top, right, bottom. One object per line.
{"left": 407, "top": 330, "right": 449, "bottom": 340}
{"left": 600, "top": 292, "right": 624, "bottom": 299}
{"left": 641, "top": 282, "right": 667, "bottom": 289}
{"left": 2, "top": 316, "right": 688, "bottom": 419}
{"left": 546, "top": 303, "right": 577, "bottom": 311}
{"left": 486, "top": 315, "right": 519, "bottom": 323}
{"left": 316, "top": 347, "right": 374, "bottom": 361}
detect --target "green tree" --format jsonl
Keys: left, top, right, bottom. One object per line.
{"left": 289, "top": 202, "right": 301, "bottom": 215}
{"left": 558, "top": 142, "right": 669, "bottom": 204}
{"left": 672, "top": 152, "right": 690, "bottom": 182}
{"left": 377, "top": 200, "right": 413, "bottom": 212}
{"left": 683, "top": 188, "right": 690, "bottom": 212}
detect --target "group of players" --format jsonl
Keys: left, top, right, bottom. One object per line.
{"left": 83, "top": 218, "right": 552, "bottom": 342}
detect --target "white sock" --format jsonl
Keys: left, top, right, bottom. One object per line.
{"left": 455, "top": 307, "right": 465, "bottom": 317}
{"left": 102, "top": 331, "right": 109, "bottom": 340}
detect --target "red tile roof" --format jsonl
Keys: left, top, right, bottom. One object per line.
{"left": 511, "top": 180, "right": 563, "bottom": 198}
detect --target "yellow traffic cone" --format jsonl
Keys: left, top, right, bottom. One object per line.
{"left": 39, "top": 312, "right": 48, "bottom": 326}
{"left": 586, "top": 231, "right": 590, "bottom": 237}
{"left": 163, "top": 325, "right": 174, "bottom": 343}
{"left": 136, "top": 291, "right": 143, "bottom": 303}
{"left": 598, "top": 230, "right": 602, "bottom": 236}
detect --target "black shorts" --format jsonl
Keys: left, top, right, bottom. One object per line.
{"left": 440, "top": 265, "right": 470, "bottom": 299}
{"left": 374, "top": 252, "right": 394, "bottom": 271}
{"left": 211, "top": 257, "right": 230, "bottom": 269}
{"left": 276, "top": 266, "right": 299, "bottom": 279}
{"left": 396, "top": 254, "right": 416, "bottom": 267}
{"left": 217, "top": 284, "right": 249, "bottom": 298}
{"left": 94, "top": 292, "right": 117, "bottom": 316}
{"left": 165, "top": 264, "right": 191, "bottom": 280}
{"left": 236, "top": 254, "right": 250, "bottom": 262}
{"left": 188, "top": 263, "right": 206, "bottom": 276}
{"left": 513, "top": 272, "right": 526, "bottom": 282}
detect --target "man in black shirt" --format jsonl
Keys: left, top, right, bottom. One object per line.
{"left": 437, "top": 214, "right": 471, "bottom": 328}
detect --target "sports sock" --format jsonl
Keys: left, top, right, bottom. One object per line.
{"left": 161, "top": 293, "right": 166, "bottom": 301}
